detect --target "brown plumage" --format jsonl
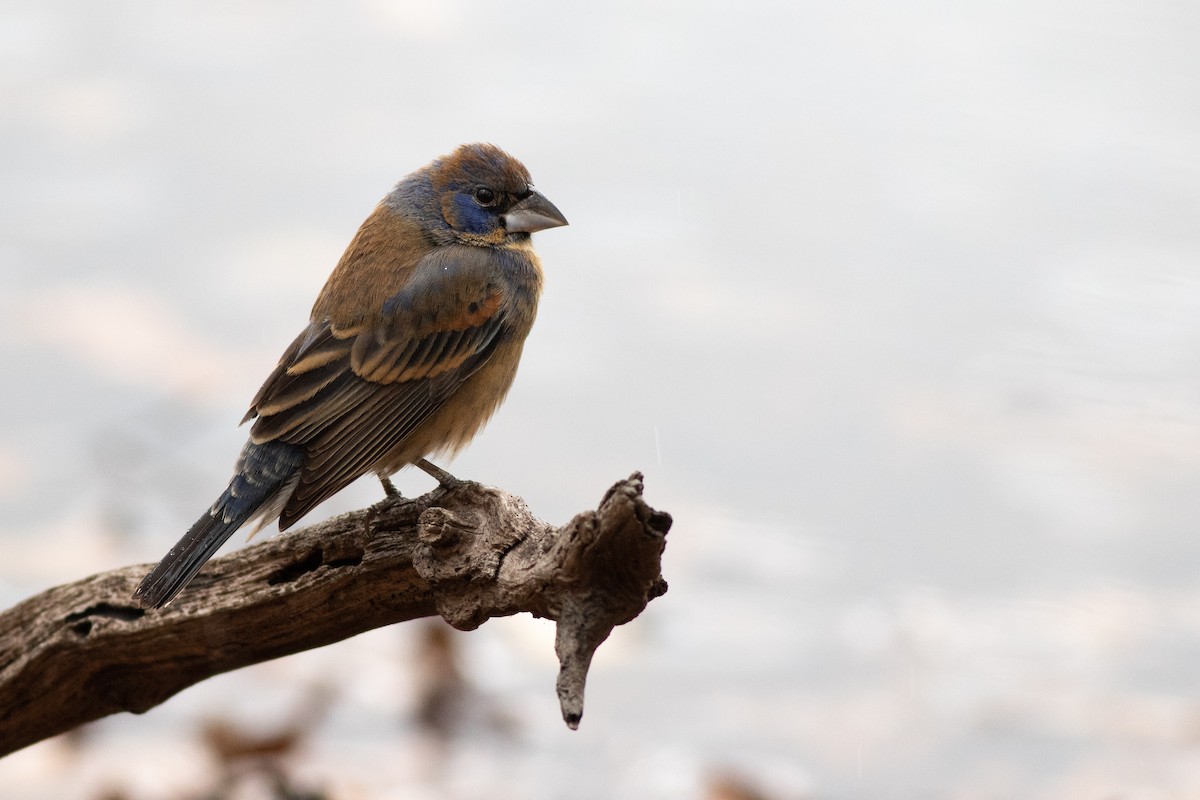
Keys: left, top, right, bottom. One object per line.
{"left": 134, "top": 144, "right": 567, "bottom": 608}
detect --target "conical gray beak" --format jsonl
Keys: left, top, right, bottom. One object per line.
{"left": 503, "top": 190, "right": 569, "bottom": 233}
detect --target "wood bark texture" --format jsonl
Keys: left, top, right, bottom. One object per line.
{"left": 0, "top": 473, "right": 670, "bottom": 757}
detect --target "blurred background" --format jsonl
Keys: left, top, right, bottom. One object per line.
{"left": 2, "top": 1, "right": 1199, "bottom": 798}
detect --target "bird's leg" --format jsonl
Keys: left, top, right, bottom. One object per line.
{"left": 416, "top": 458, "right": 461, "bottom": 488}
{"left": 379, "top": 475, "right": 402, "bottom": 498}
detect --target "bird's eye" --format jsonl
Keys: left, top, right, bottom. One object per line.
{"left": 473, "top": 187, "right": 497, "bottom": 206}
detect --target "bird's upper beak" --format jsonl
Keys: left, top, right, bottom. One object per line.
{"left": 502, "top": 190, "right": 569, "bottom": 233}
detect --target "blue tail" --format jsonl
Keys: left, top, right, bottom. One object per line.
{"left": 134, "top": 440, "right": 304, "bottom": 608}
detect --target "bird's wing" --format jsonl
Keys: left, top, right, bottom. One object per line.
{"left": 243, "top": 245, "right": 510, "bottom": 526}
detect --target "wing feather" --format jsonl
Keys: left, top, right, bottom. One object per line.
{"left": 241, "top": 250, "right": 511, "bottom": 528}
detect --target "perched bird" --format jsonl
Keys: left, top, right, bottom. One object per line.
{"left": 134, "top": 143, "right": 567, "bottom": 608}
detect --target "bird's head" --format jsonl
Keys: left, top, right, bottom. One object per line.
{"left": 413, "top": 143, "right": 567, "bottom": 246}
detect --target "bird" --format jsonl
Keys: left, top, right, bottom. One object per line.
{"left": 133, "top": 143, "right": 568, "bottom": 608}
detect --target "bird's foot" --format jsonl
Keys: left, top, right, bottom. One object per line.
{"left": 416, "top": 458, "right": 462, "bottom": 489}
{"left": 379, "top": 475, "right": 403, "bottom": 499}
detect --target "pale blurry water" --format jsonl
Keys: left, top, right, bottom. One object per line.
{"left": 2, "top": 1, "right": 1199, "bottom": 798}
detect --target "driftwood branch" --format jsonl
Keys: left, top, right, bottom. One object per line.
{"left": 0, "top": 473, "right": 670, "bottom": 758}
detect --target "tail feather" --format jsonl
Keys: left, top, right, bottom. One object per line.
{"left": 133, "top": 508, "right": 248, "bottom": 608}
{"left": 134, "top": 440, "right": 305, "bottom": 608}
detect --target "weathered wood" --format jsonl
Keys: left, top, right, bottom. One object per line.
{"left": 0, "top": 473, "right": 669, "bottom": 757}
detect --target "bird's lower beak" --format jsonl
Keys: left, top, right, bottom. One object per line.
{"left": 503, "top": 190, "right": 569, "bottom": 233}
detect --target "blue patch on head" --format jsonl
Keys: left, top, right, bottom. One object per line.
{"left": 387, "top": 173, "right": 433, "bottom": 211}
{"left": 451, "top": 193, "right": 496, "bottom": 235}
